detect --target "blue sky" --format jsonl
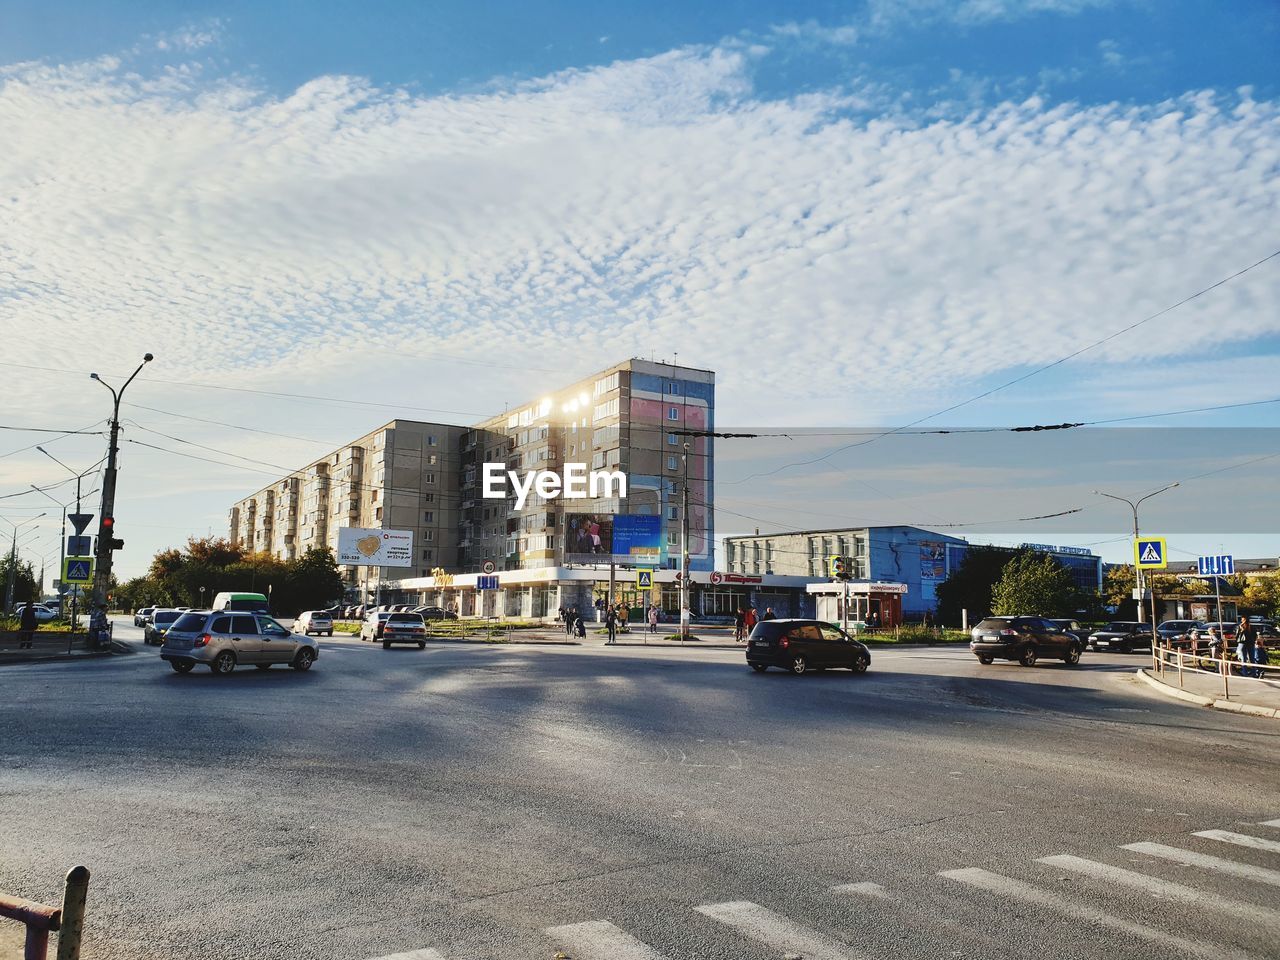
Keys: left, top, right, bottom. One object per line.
{"left": 1, "top": 0, "right": 1278, "bottom": 579}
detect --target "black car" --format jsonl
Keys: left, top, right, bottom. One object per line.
{"left": 745, "top": 619, "right": 871, "bottom": 675}
{"left": 1087, "top": 621, "right": 1153, "bottom": 653}
{"left": 412, "top": 605, "right": 458, "bottom": 621}
{"left": 143, "top": 609, "right": 183, "bottom": 646}
{"left": 1048, "top": 619, "right": 1090, "bottom": 643}
{"left": 970, "top": 616, "right": 1082, "bottom": 667}
{"left": 1156, "top": 620, "right": 1201, "bottom": 647}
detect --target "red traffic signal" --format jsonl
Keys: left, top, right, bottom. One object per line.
{"left": 102, "top": 516, "right": 123, "bottom": 550}
{"left": 102, "top": 516, "right": 114, "bottom": 530}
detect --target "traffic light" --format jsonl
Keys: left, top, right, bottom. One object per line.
{"left": 828, "top": 555, "right": 851, "bottom": 580}
{"left": 102, "top": 516, "right": 124, "bottom": 551}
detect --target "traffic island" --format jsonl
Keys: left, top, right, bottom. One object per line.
{"left": 1136, "top": 667, "right": 1280, "bottom": 720}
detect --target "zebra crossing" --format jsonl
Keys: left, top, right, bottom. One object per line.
{"left": 367, "top": 816, "right": 1280, "bottom": 959}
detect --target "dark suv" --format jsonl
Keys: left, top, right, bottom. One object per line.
{"left": 745, "top": 619, "right": 871, "bottom": 675}
{"left": 970, "top": 616, "right": 1082, "bottom": 667}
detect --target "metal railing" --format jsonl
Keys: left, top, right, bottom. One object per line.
{"left": 1151, "top": 641, "right": 1280, "bottom": 700}
{"left": 0, "top": 866, "right": 90, "bottom": 960}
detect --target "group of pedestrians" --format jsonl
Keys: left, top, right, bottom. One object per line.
{"left": 733, "top": 606, "right": 776, "bottom": 642}
{"left": 1234, "top": 617, "right": 1270, "bottom": 678}
{"left": 557, "top": 606, "right": 588, "bottom": 640}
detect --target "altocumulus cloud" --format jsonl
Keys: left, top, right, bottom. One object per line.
{"left": 1, "top": 42, "right": 1278, "bottom": 423}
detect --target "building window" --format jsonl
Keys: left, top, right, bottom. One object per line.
{"left": 664, "top": 382, "right": 681, "bottom": 395}
{"left": 594, "top": 372, "right": 619, "bottom": 396}
{"left": 371, "top": 489, "right": 379, "bottom": 502}
{"left": 424, "top": 530, "right": 434, "bottom": 541}
{"left": 667, "top": 531, "right": 679, "bottom": 545}
{"left": 428, "top": 435, "right": 437, "bottom": 446}
{"left": 667, "top": 506, "right": 679, "bottom": 520}
{"left": 424, "top": 473, "right": 436, "bottom": 484}
{"left": 667, "top": 407, "right": 680, "bottom": 421}
{"left": 375, "top": 507, "right": 383, "bottom": 521}
{"left": 422, "top": 548, "right": 433, "bottom": 560}
{"left": 667, "top": 432, "right": 678, "bottom": 445}
{"left": 427, "top": 454, "right": 438, "bottom": 465}
{"left": 667, "top": 455, "right": 678, "bottom": 470}
{"left": 423, "top": 511, "right": 434, "bottom": 522}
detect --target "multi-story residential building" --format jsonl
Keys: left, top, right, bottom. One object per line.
{"left": 229, "top": 420, "right": 467, "bottom": 585}
{"left": 228, "top": 359, "right": 715, "bottom": 599}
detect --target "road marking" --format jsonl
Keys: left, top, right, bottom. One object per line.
{"left": 1037, "top": 854, "right": 1280, "bottom": 928}
{"left": 939, "top": 868, "right": 1258, "bottom": 960}
{"left": 1123, "top": 842, "right": 1280, "bottom": 888}
{"left": 1194, "top": 830, "right": 1280, "bottom": 855}
{"left": 1259, "top": 819, "right": 1280, "bottom": 828}
{"left": 544, "top": 920, "right": 667, "bottom": 959}
{"left": 831, "top": 881, "right": 890, "bottom": 899}
{"left": 694, "top": 900, "right": 863, "bottom": 960}
{"left": 367, "top": 950, "right": 446, "bottom": 960}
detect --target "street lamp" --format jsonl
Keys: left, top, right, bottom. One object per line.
{"left": 2, "top": 513, "right": 47, "bottom": 611}
{"left": 89, "top": 353, "right": 154, "bottom": 608}
{"left": 1093, "top": 482, "right": 1180, "bottom": 645}
{"left": 680, "top": 440, "right": 691, "bottom": 641}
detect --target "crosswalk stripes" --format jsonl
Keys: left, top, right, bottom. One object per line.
{"left": 831, "top": 881, "right": 890, "bottom": 899}
{"left": 938, "top": 867, "right": 1259, "bottom": 960}
{"left": 366, "top": 950, "right": 446, "bottom": 960}
{"left": 1194, "top": 830, "right": 1280, "bottom": 855}
{"left": 1036, "top": 854, "right": 1280, "bottom": 930}
{"left": 1122, "top": 841, "right": 1280, "bottom": 888}
{"left": 543, "top": 920, "right": 667, "bottom": 960}
{"left": 694, "top": 900, "right": 866, "bottom": 960}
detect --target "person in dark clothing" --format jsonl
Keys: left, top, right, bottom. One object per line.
{"left": 566, "top": 606, "right": 578, "bottom": 636}
{"left": 734, "top": 608, "right": 746, "bottom": 642}
{"left": 761, "top": 607, "right": 776, "bottom": 621}
{"left": 1237, "top": 617, "right": 1258, "bottom": 677}
{"left": 605, "top": 606, "right": 618, "bottom": 644}
{"left": 18, "top": 602, "right": 37, "bottom": 649}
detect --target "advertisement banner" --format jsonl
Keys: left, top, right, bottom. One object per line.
{"left": 337, "top": 527, "right": 414, "bottom": 567}
{"left": 612, "top": 514, "right": 663, "bottom": 566}
{"left": 920, "top": 540, "right": 946, "bottom": 581}
{"left": 564, "top": 514, "right": 613, "bottom": 561}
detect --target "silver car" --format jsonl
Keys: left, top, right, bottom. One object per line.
{"left": 160, "top": 610, "right": 319, "bottom": 675}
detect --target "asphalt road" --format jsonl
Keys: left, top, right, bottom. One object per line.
{"left": 2, "top": 620, "right": 1278, "bottom": 960}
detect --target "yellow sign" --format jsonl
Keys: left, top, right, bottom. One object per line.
{"left": 62, "top": 556, "right": 94, "bottom": 584}
{"left": 430, "top": 567, "right": 455, "bottom": 586}
{"left": 1134, "top": 538, "right": 1167, "bottom": 570}
{"left": 635, "top": 569, "right": 654, "bottom": 590}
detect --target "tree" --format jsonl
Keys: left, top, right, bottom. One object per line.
{"left": 991, "top": 552, "right": 1079, "bottom": 618}
{"left": 935, "top": 546, "right": 1021, "bottom": 626}
{"left": 1241, "top": 575, "right": 1280, "bottom": 619}
{"left": 1, "top": 554, "right": 38, "bottom": 610}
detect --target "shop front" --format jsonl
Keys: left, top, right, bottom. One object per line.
{"left": 806, "top": 581, "right": 909, "bottom": 628}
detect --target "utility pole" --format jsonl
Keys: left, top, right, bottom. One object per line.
{"left": 89, "top": 354, "right": 154, "bottom": 610}
{"left": 1094, "top": 483, "right": 1179, "bottom": 648}
{"left": 40, "top": 448, "right": 96, "bottom": 631}
{"left": 680, "top": 440, "right": 691, "bottom": 640}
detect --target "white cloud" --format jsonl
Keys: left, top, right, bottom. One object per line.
{"left": 151, "top": 20, "right": 223, "bottom": 53}
{"left": 869, "top": 0, "right": 1120, "bottom": 29}
{"left": 768, "top": 20, "right": 859, "bottom": 46}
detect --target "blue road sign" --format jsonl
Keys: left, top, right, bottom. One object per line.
{"left": 1134, "top": 538, "right": 1167, "bottom": 569}
{"left": 67, "top": 535, "right": 92, "bottom": 556}
{"left": 63, "top": 557, "right": 94, "bottom": 584}
{"left": 1197, "top": 554, "right": 1235, "bottom": 577}
{"left": 477, "top": 575, "right": 499, "bottom": 591}
{"left": 635, "top": 569, "right": 654, "bottom": 590}
{"left": 68, "top": 513, "right": 94, "bottom": 535}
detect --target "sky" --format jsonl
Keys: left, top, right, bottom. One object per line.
{"left": 1, "top": 0, "right": 1278, "bottom": 584}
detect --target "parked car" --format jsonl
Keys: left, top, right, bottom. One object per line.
{"left": 1048, "top": 619, "right": 1090, "bottom": 643}
{"left": 160, "top": 610, "right": 319, "bottom": 675}
{"left": 1087, "top": 621, "right": 1153, "bottom": 653}
{"left": 144, "top": 609, "right": 184, "bottom": 645}
{"left": 1188, "top": 621, "right": 1237, "bottom": 645}
{"left": 361, "top": 611, "right": 427, "bottom": 649}
{"left": 412, "top": 605, "right": 458, "bottom": 620}
{"left": 1156, "top": 620, "right": 1202, "bottom": 647}
{"left": 133, "top": 606, "right": 156, "bottom": 627}
{"left": 294, "top": 611, "right": 334, "bottom": 636}
{"left": 745, "top": 619, "right": 871, "bottom": 675}
{"left": 14, "top": 603, "right": 57, "bottom": 623}
{"left": 970, "top": 616, "right": 1083, "bottom": 667}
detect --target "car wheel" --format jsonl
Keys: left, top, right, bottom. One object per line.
{"left": 169, "top": 660, "right": 194, "bottom": 674}
{"left": 790, "top": 655, "right": 808, "bottom": 675}
{"left": 1019, "top": 644, "right": 1038, "bottom": 667}
{"left": 851, "top": 654, "right": 869, "bottom": 673}
{"left": 1063, "top": 643, "right": 1081, "bottom": 666}
{"left": 255, "top": 664, "right": 271, "bottom": 670}
{"left": 382, "top": 640, "right": 391, "bottom": 650}
{"left": 978, "top": 655, "right": 994, "bottom": 665}
{"left": 417, "top": 641, "right": 426, "bottom": 649}
{"left": 292, "top": 648, "right": 315, "bottom": 671}
{"left": 750, "top": 663, "right": 768, "bottom": 673}
{"left": 211, "top": 651, "right": 236, "bottom": 675}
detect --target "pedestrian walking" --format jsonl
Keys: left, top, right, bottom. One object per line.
{"left": 1254, "top": 630, "right": 1269, "bottom": 673}
{"left": 18, "top": 600, "right": 37, "bottom": 649}
{"left": 648, "top": 604, "right": 659, "bottom": 634}
{"left": 1237, "top": 617, "right": 1258, "bottom": 678}
{"left": 744, "top": 607, "right": 758, "bottom": 632}
{"left": 566, "top": 606, "right": 578, "bottom": 637}
{"left": 575, "top": 613, "right": 587, "bottom": 639}
{"left": 605, "top": 606, "right": 618, "bottom": 645}
{"left": 734, "top": 607, "right": 746, "bottom": 642}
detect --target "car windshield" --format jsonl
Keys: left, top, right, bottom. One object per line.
{"left": 171, "top": 613, "right": 209, "bottom": 631}
{"left": 1102, "top": 622, "right": 1138, "bottom": 631}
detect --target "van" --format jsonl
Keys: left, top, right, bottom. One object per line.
{"left": 211, "top": 592, "right": 270, "bottom": 614}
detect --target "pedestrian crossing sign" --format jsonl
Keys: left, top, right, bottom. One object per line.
{"left": 635, "top": 569, "right": 654, "bottom": 590}
{"left": 62, "top": 556, "right": 94, "bottom": 584}
{"left": 1134, "top": 537, "right": 1167, "bottom": 570}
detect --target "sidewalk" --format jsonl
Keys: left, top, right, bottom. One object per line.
{"left": 0, "top": 632, "right": 113, "bottom": 666}
{"left": 1136, "top": 666, "right": 1280, "bottom": 720}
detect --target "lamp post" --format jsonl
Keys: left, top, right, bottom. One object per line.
{"left": 38, "top": 447, "right": 99, "bottom": 628}
{"left": 680, "top": 440, "right": 691, "bottom": 640}
{"left": 199, "top": 586, "right": 206, "bottom": 610}
{"left": 1093, "top": 482, "right": 1180, "bottom": 647}
{"left": 3, "top": 513, "right": 47, "bottom": 611}
{"left": 89, "top": 353, "right": 154, "bottom": 609}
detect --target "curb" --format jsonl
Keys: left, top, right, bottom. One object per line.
{"left": 0, "top": 651, "right": 114, "bottom": 667}
{"left": 1135, "top": 668, "right": 1280, "bottom": 720}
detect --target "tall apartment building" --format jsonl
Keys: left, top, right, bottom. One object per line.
{"left": 228, "top": 359, "right": 715, "bottom": 590}
{"left": 229, "top": 420, "right": 467, "bottom": 582}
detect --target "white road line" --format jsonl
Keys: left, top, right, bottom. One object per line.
{"left": 1194, "top": 830, "right": 1280, "bottom": 855}
{"left": 831, "top": 881, "right": 890, "bottom": 899}
{"left": 366, "top": 950, "right": 446, "bottom": 960}
{"left": 1037, "top": 854, "right": 1280, "bottom": 929}
{"left": 543, "top": 920, "right": 667, "bottom": 960}
{"left": 939, "top": 868, "right": 1259, "bottom": 960}
{"left": 1259, "top": 819, "right": 1280, "bottom": 828}
{"left": 694, "top": 900, "right": 864, "bottom": 960}
{"left": 1123, "top": 842, "right": 1280, "bottom": 888}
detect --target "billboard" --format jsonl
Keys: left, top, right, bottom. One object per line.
{"left": 337, "top": 527, "right": 414, "bottom": 567}
{"left": 920, "top": 540, "right": 946, "bottom": 581}
{"left": 565, "top": 513, "right": 664, "bottom": 565}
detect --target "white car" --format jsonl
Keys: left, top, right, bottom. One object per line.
{"left": 360, "top": 611, "right": 427, "bottom": 648}
{"left": 14, "top": 603, "right": 58, "bottom": 623}
{"left": 294, "top": 610, "right": 334, "bottom": 636}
